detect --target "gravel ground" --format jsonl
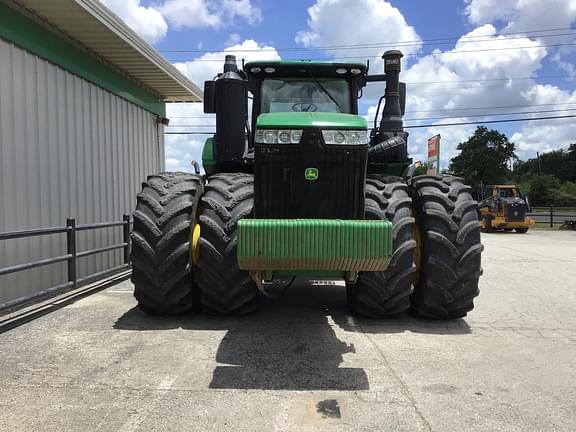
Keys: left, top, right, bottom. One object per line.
{"left": 1, "top": 230, "right": 575, "bottom": 431}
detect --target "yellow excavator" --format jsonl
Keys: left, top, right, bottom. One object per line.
{"left": 478, "top": 184, "right": 535, "bottom": 233}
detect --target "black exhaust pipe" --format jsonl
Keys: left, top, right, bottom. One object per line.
{"left": 214, "top": 55, "right": 248, "bottom": 162}
{"left": 380, "top": 50, "right": 404, "bottom": 133}
{"left": 369, "top": 50, "right": 409, "bottom": 162}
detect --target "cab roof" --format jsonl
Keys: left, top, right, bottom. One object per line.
{"left": 244, "top": 60, "right": 368, "bottom": 79}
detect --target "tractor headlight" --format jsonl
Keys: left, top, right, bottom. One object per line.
{"left": 322, "top": 129, "right": 369, "bottom": 145}
{"left": 255, "top": 129, "right": 303, "bottom": 144}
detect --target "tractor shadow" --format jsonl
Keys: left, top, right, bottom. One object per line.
{"left": 114, "top": 279, "right": 471, "bottom": 391}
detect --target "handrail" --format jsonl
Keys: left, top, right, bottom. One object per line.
{"left": 0, "top": 215, "right": 131, "bottom": 304}
{"left": 526, "top": 206, "right": 576, "bottom": 227}
{"left": 0, "top": 226, "right": 71, "bottom": 241}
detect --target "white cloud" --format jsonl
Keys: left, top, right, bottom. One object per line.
{"left": 465, "top": 0, "right": 576, "bottom": 33}
{"left": 225, "top": 33, "right": 241, "bottom": 46}
{"left": 402, "top": 24, "right": 547, "bottom": 114}
{"left": 100, "top": 0, "right": 262, "bottom": 43}
{"left": 173, "top": 39, "right": 280, "bottom": 86}
{"left": 159, "top": 0, "right": 220, "bottom": 29}
{"left": 164, "top": 102, "right": 208, "bottom": 172}
{"left": 552, "top": 48, "right": 576, "bottom": 80}
{"left": 510, "top": 84, "right": 576, "bottom": 156}
{"left": 461, "top": 0, "right": 576, "bottom": 161}
{"left": 100, "top": 0, "right": 167, "bottom": 43}
{"left": 295, "top": 1, "right": 565, "bottom": 164}
{"left": 165, "top": 40, "right": 281, "bottom": 172}
{"left": 360, "top": 24, "right": 554, "bottom": 165}
{"left": 160, "top": 0, "right": 262, "bottom": 30}
{"left": 222, "top": 0, "right": 262, "bottom": 25}
{"left": 294, "top": 0, "right": 425, "bottom": 108}
{"left": 295, "top": 0, "right": 421, "bottom": 73}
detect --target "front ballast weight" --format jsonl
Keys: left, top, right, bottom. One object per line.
{"left": 236, "top": 218, "right": 395, "bottom": 286}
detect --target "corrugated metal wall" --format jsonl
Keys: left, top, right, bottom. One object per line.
{"left": 0, "top": 38, "right": 165, "bottom": 306}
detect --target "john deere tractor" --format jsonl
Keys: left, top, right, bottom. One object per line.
{"left": 130, "top": 51, "right": 483, "bottom": 319}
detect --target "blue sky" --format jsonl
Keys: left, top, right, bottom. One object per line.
{"left": 102, "top": 0, "right": 576, "bottom": 171}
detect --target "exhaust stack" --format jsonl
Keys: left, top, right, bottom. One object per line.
{"left": 380, "top": 50, "right": 404, "bottom": 133}
{"left": 214, "top": 55, "right": 248, "bottom": 162}
{"left": 369, "top": 50, "right": 409, "bottom": 162}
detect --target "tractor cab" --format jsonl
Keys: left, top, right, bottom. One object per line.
{"left": 244, "top": 61, "right": 367, "bottom": 117}
{"left": 493, "top": 185, "right": 521, "bottom": 199}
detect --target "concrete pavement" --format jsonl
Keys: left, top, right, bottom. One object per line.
{"left": 1, "top": 230, "right": 575, "bottom": 431}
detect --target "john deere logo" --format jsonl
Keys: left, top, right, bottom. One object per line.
{"left": 305, "top": 167, "right": 319, "bottom": 180}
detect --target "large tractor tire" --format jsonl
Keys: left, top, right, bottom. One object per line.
{"left": 194, "top": 173, "right": 258, "bottom": 314}
{"left": 409, "top": 176, "right": 483, "bottom": 319}
{"left": 346, "top": 175, "right": 416, "bottom": 317}
{"left": 131, "top": 172, "right": 203, "bottom": 314}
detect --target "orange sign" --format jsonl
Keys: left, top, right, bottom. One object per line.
{"left": 427, "top": 135, "right": 440, "bottom": 161}
{"left": 427, "top": 135, "right": 440, "bottom": 175}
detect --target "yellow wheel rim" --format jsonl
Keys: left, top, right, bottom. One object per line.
{"left": 192, "top": 222, "right": 201, "bottom": 265}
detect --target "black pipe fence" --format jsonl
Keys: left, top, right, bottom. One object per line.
{"left": 527, "top": 207, "right": 576, "bottom": 228}
{"left": 0, "top": 215, "right": 131, "bottom": 300}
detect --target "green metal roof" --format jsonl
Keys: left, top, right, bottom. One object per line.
{"left": 1, "top": 0, "right": 202, "bottom": 107}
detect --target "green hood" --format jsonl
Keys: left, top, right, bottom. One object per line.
{"left": 256, "top": 112, "right": 367, "bottom": 129}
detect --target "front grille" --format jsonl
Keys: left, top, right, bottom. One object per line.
{"left": 254, "top": 128, "right": 368, "bottom": 219}
{"left": 504, "top": 201, "right": 526, "bottom": 222}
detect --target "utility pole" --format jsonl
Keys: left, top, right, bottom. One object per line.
{"left": 536, "top": 152, "right": 542, "bottom": 175}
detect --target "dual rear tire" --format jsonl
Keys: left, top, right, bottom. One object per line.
{"left": 409, "top": 176, "right": 482, "bottom": 319}
{"left": 346, "top": 175, "right": 416, "bottom": 318}
{"left": 194, "top": 173, "right": 258, "bottom": 314}
{"left": 131, "top": 172, "right": 257, "bottom": 315}
{"left": 346, "top": 175, "right": 482, "bottom": 319}
{"left": 130, "top": 173, "right": 203, "bottom": 314}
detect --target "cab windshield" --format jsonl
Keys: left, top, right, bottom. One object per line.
{"left": 497, "top": 188, "right": 519, "bottom": 198}
{"left": 260, "top": 78, "right": 352, "bottom": 114}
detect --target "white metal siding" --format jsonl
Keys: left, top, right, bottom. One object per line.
{"left": 0, "top": 38, "right": 165, "bottom": 306}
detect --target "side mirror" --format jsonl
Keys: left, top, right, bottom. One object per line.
{"left": 204, "top": 81, "right": 216, "bottom": 113}
{"left": 399, "top": 82, "right": 406, "bottom": 116}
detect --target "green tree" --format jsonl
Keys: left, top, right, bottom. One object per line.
{"left": 449, "top": 126, "right": 516, "bottom": 190}
{"left": 529, "top": 175, "right": 560, "bottom": 206}
{"left": 515, "top": 146, "right": 576, "bottom": 182}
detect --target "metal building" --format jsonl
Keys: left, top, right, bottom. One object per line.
{"left": 0, "top": 0, "right": 202, "bottom": 307}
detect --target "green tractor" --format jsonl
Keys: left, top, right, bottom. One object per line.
{"left": 130, "top": 51, "right": 482, "bottom": 319}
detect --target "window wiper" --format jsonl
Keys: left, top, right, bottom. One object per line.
{"left": 308, "top": 71, "right": 343, "bottom": 113}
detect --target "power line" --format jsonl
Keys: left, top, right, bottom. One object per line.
{"left": 168, "top": 102, "right": 576, "bottom": 120}
{"left": 391, "top": 81, "right": 562, "bottom": 92}
{"left": 395, "top": 74, "right": 571, "bottom": 86}
{"left": 167, "top": 108, "right": 576, "bottom": 128}
{"left": 402, "top": 107, "right": 576, "bottom": 122}
{"left": 164, "top": 113, "right": 576, "bottom": 134}
{"left": 165, "top": 74, "right": 572, "bottom": 104}
{"left": 163, "top": 41, "right": 576, "bottom": 62}
{"left": 404, "top": 101, "right": 576, "bottom": 114}
{"left": 404, "top": 113, "right": 576, "bottom": 128}
{"left": 159, "top": 27, "right": 575, "bottom": 54}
